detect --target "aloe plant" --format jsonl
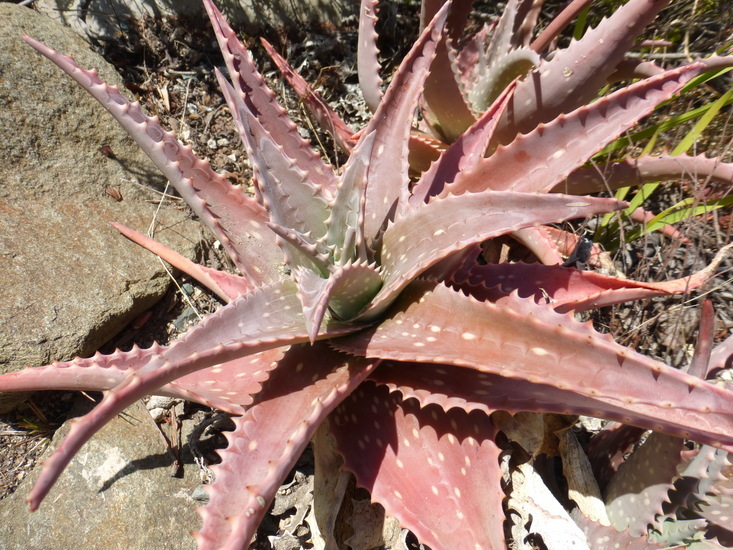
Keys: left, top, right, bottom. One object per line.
{"left": 271, "top": 0, "right": 733, "bottom": 263}
{"left": 2, "top": 0, "right": 733, "bottom": 548}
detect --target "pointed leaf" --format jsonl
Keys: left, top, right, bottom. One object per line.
{"left": 267, "top": 222, "right": 332, "bottom": 276}
{"left": 326, "top": 131, "right": 376, "bottom": 265}
{"left": 557, "top": 154, "right": 733, "bottom": 196}
{"left": 530, "top": 0, "right": 592, "bottom": 53}
{"left": 419, "top": 0, "right": 476, "bottom": 141}
{"left": 22, "top": 36, "right": 282, "bottom": 284}
{"left": 710, "top": 334, "right": 733, "bottom": 378}
{"left": 685, "top": 300, "right": 716, "bottom": 378}
{"left": 203, "top": 0, "right": 337, "bottom": 196}
{"left": 0, "top": 344, "right": 285, "bottom": 417}
{"left": 495, "top": 0, "right": 672, "bottom": 144}
{"left": 357, "top": 0, "right": 383, "bottom": 112}
{"left": 111, "top": 222, "right": 251, "bottom": 302}
{"left": 361, "top": 1, "right": 451, "bottom": 244}
{"left": 453, "top": 243, "right": 733, "bottom": 313}
{"left": 410, "top": 80, "right": 516, "bottom": 207}
{"left": 467, "top": 47, "right": 539, "bottom": 114}
{"left": 571, "top": 508, "right": 665, "bottom": 550}
{"left": 336, "top": 281, "right": 733, "bottom": 450}
{"left": 605, "top": 432, "right": 684, "bottom": 536}
{"left": 216, "top": 71, "right": 330, "bottom": 241}
{"left": 327, "top": 261, "right": 383, "bottom": 320}
{"left": 363, "top": 191, "right": 625, "bottom": 320}
{"left": 453, "top": 62, "right": 709, "bottom": 195}
{"left": 194, "top": 344, "right": 377, "bottom": 549}
{"left": 509, "top": 226, "right": 567, "bottom": 265}
{"left": 261, "top": 38, "right": 356, "bottom": 152}
{"left": 294, "top": 260, "right": 383, "bottom": 341}
{"left": 294, "top": 268, "right": 333, "bottom": 343}
{"left": 25, "top": 280, "right": 360, "bottom": 511}
{"left": 329, "top": 381, "right": 505, "bottom": 550}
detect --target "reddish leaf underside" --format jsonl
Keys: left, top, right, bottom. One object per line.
{"left": 25, "top": 280, "right": 359, "bottom": 511}
{"left": 328, "top": 381, "right": 505, "bottom": 550}
{"left": 451, "top": 243, "right": 732, "bottom": 313}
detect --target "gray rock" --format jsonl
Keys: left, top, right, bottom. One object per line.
{"left": 0, "top": 399, "right": 201, "bottom": 549}
{"left": 0, "top": 4, "right": 204, "bottom": 410}
{"left": 35, "top": 0, "right": 357, "bottom": 42}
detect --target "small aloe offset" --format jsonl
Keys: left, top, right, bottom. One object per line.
{"left": 2, "top": 0, "right": 733, "bottom": 548}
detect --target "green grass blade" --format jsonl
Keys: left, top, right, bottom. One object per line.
{"left": 625, "top": 195, "right": 733, "bottom": 242}
{"left": 597, "top": 86, "right": 733, "bottom": 248}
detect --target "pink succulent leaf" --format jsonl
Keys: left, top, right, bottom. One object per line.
{"left": 451, "top": 242, "right": 733, "bottom": 313}
{"left": 335, "top": 281, "right": 733, "bottom": 450}
{"left": 202, "top": 0, "right": 337, "bottom": 196}
{"left": 426, "top": 244, "right": 482, "bottom": 282}
{"left": 0, "top": 344, "right": 282, "bottom": 416}
{"left": 328, "top": 381, "right": 505, "bottom": 550}
{"left": 678, "top": 445, "right": 731, "bottom": 505}
{"left": 495, "top": 0, "right": 673, "bottom": 144}
{"left": 260, "top": 38, "right": 356, "bottom": 152}
{"left": 509, "top": 226, "right": 567, "bottom": 265}
{"left": 111, "top": 222, "right": 252, "bottom": 302}
{"left": 295, "top": 260, "right": 383, "bottom": 341}
{"left": 419, "top": 246, "right": 482, "bottom": 287}
{"left": 365, "top": 361, "right": 658, "bottom": 419}
{"left": 22, "top": 36, "right": 281, "bottom": 285}
{"left": 684, "top": 300, "right": 716, "bottom": 378}
{"left": 365, "top": 361, "right": 726, "bottom": 467}
{"left": 362, "top": 190, "right": 626, "bottom": 320}
{"left": 529, "top": 0, "right": 591, "bottom": 53}
{"left": 585, "top": 423, "right": 647, "bottom": 491}
{"left": 604, "top": 432, "right": 685, "bottom": 536}
{"left": 459, "top": 0, "right": 544, "bottom": 115}
{"left": 265, "top": 222, "right": 332, "bottom": 276}
{"left": 360, "top": 1, "right": 451, "bottom": 245}
{"left": 293, "top": 268, "right": 334, "bottom": 344}
{"left": 25, "top": 280, "right": 360, "bottom": 511}
{"left": 467, "top": 47, "right": 539, "bottom": 114}
{"left": 168, "top": 349, "right": 284, "bottom": 410}
{"left": 357, "top": 0, "right": 383, "bottom": 112}
{"left": 467, "top": 0, "right": 543, "bottom": 111}
{"left": 406, "top": 131, "right": 446, "bottom": 175}
{"left": 419, "top": 0, "right": 477, "bottom": 142}
{"left": 452, "top": 62, "right": 710, "bottom": 195}
{"left": 607, "top": 58, "right": 665, "bottom": 82}
{"left": 326, "top": 131, "right": 376, "bottom": 266}
{"left": 195, "top": 344, "right": 378, "bottom": 550}
{"left": 449, "top": 19, "right": 492, "bottom": 97}
{"left": 556, "top": 154, "right": 733, "bottom": 196}
{"left": 700, "top": 517, "right": 733, "bottom": 548}
{"left": 688, "top": 454, "right": 733, "bottom": 526}
{"left": 326, "top": 261, "right": 384, "bottom": 320}
{"left": 493, "top": 0, "right": 545, "bottom": 53}
{"left": 0, "top": 345, "right": 176, "bottom": 401}
{"left": 709, "top": 334, "right": 733, "bottom": 378}
{"left": 516, "top": 0, "right": 546, "bottom": 46}
{"left": 409, "top": 79, "right": 516, "bottom": 208}
{"left": 689, "top": 498, "right": 733, "bottom": 544}
{"left": 215, "top": 71, "right": 331, "bottom": 242}
{"left": 570, "top": 508, "right": 665, "bottom": 550}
